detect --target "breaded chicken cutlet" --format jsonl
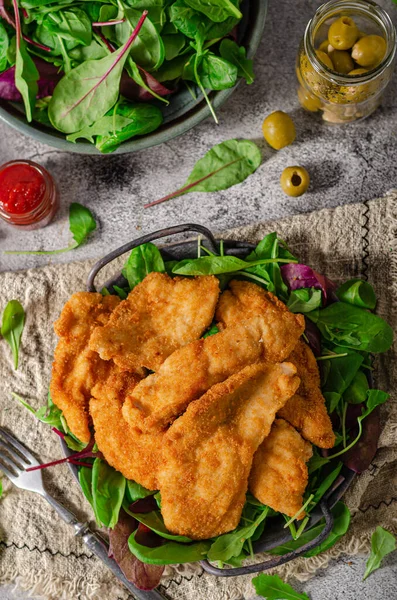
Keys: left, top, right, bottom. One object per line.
{"left": 50, "top": 292, "right": 120, "bottom": 443}
{"left": 89, "top": 272, "right": 220, "bottom": 372}
{"left": 158, "top": 362, "right": 300, "bottom": 539}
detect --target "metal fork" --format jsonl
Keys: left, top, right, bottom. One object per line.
{"left": 0, "top": 427, "right": 166, "bottom": 600}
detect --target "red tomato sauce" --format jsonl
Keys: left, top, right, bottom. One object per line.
{"left": 0, "top": 163, "right": 46, "bottom": 215}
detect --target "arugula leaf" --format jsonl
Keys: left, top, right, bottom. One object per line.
{"left": 287, "top": 288, "right": 322, "bottom": 313}
{"left": 128, "top": 531, "right": 211, "bottom": 564}
{"left": 4, "top": 203, "right": 96, "bottom": 255}
{"left": 144, "top": 139, "right": 262, "bottom": 208}
{"left": 1, "top": 300, "right": 25, "bottom": 369}
{"left": 122, "top": 242, "right": 165, "bottom": 289}
{"left": 208, "top": 507, "right": 269, "bottom": 562}
{"left": 220, "top": 39, "right": 254, "bottom": 84}
{"left": 92, "top": 458, "right": 126, "bottom": 528}
{"left": 363, "top": 527, "right": 396, "bottom": 580}
{"left": 252, "top": 574, "right": 309, "bottom": 600}
{"left": 307, "top": 302, "right": 394, "bottom": 353}
{"left": 336, "top": 279, "right": 376, "bottom": 310}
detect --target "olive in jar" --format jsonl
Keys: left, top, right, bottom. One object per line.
{"left": 328, "top": 16, "right": 359, "bottom": 50}
{"left": 351, "top": 34, "right": 387, "bottom": 67}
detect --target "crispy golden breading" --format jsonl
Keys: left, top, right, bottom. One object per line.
{"left": 122, "top": 290, "right": 305, "bottom": 433}
{"left": 50, "top": 292, "right": 120, "bottom": 443}
{"left": 216, "top": 280, "right": 305, "bottom": 360}
{"left": 90, "top": 369, "right": 162, "bottom": 490}
{"left": 158, "top": 363, "right": 300, "bottom": 540}
{"left": 279, "top": 341, "right": 335, "bottom": 449}
{"left": 249, "top": 419, "right": 313, "bottom": 518}
{"left": 89, "top": 272, "right": 220, "bottom": 372}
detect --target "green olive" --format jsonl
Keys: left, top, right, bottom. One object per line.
{"left": 351, "top": 34, "right": 387, "bottom": 67}
{"left": 329, "top": 49, "right": 354, "bottom": 74}
{"left": 318, "top": 40, "right": 330, "bottom": 52}
{"left": 328, "top": 16, "right": 359, "bottom": 50}
{"left": 297, "top": 86, "right": 322, "bottom": 112}
{"left": 348, "top": 68, "right": 369, "bottom": 75}
{"left": 316, "top": 50, "right": 334, "bottom": 70}
{"left": 280, "top": 166, "right": 310, "bottom": 197}
{"left": 262, "top": 111, "right": 296, "bottom": 150}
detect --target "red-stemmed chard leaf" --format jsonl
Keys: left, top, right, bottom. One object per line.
{"left": 108, "top": 510, "right": 164, "bottom": 590}
{"left": 26, "top": 438, "right": 101, "bottom": 471}
{"left": 343, "top": 405, "right": 381, "bottom": 473}
{"left": 281, "top": 264, "right": 338, "bottom": 305}
{"left": 120, "top": 66, "right": 173, "bottom": 102}
{"left": 0, "top": 59, "right": 61, "bottom": 101}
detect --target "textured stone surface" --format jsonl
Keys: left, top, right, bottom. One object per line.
{"left": 1, "top": 0, "right": 396, "bottom": 598}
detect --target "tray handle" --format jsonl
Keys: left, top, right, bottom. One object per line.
{"left": 87, "top": 223, "right": 219, "bottom": 292}
{"left": 200, "top": 500, "right": 333, "bottom": 577}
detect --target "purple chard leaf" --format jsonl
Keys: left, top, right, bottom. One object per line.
{"left": 0, "top": 58, "right": 60, "bottom": 102}
{"left": 281, "top": 263, "right": 338, "bottom": 305}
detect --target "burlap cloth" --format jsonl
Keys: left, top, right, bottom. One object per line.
{"left": 0, "top": 191, "right": 396, "bottom": 600}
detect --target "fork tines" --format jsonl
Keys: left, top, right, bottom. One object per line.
{"left": 0, "top": 427, "right": 35, "bottom": 478}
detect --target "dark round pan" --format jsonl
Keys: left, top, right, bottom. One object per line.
{"left": 62, "top": 223, "right": 357, "bottom": 577}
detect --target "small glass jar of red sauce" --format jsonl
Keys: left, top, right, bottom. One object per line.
{"left": 0, "top": 160, "right": 59, "bottom": 230}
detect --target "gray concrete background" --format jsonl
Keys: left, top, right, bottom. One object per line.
{"left": 0, "top": 0, "right": 396, "bottom": 598}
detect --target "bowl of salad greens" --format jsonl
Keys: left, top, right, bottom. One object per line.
{"left": 0, "top": 0, "right": 267, "bottom": 154}
{"left": 22, "top": 223, "right": 392, "bottom": 591}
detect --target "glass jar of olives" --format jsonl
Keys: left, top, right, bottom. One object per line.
{"left": 297, "top": 0, "right": 396, "bottom": 123}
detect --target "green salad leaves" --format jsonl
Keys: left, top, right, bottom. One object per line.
{"left": 252, "top": 574, "right": 309, "bottom": 600}
{"left": 363, "top": 527, "right": 396, "bottom": 580}
{"left": 1, "top": 300, "right": 26, "bottom": 369}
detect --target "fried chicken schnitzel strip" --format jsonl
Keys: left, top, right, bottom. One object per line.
{"left": 216, "top": 281, "right": 334, "bottom": 448}
{"left": 158, "top": 363, "right": 300, "bottom": 540}
{"left": 122, "top": 287, "right": 304, "bottom": 433}
{"left": 89, "top": 272, "right": 220, "bottom": 372}
{"left": 50, "top": 292, "right": 120, "bottom": 443}
{"left": 90, "top": 369, "right": 162, "bottom": 490}
{"left": 279, "top": 341, "right": 335, "bottom": 449}
{"left": 249, "top": 419, "right": 313, "bottom": 518}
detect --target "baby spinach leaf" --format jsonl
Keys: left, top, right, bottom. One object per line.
{"left": 343, "top": 370, "right": 369, "bottom": 405}
{"left": 172, "top": 255, "right": 295, "bottom": 276}
{"left": 363, "top": 527, "right": 396, "bottom": 580}
{"left": 199, "top": 53, "right": 238, "bottom": 90}
{"left": 220, "top": 39, "right": 254, "bottom": 84}
{"left": 128, "top": 531, "right": 211, "bottom": 564}
{"left": 311, "top": 462, "right": 343, "bottom": 504}
{"left": 79, "top": 465, "right": 94, "bottom": 507}
{"left": 43, "top": 9, "right": 92, "bottom": 46}
{"left": 130, "top": 510, "right": 193, "bottom": 543}
{"left": 4, "top": 203, "right": 96, "bottom": 255}
{"left": 162, "top": 33, "right": 186, "bottom": 61}
{"left": 122, "top": 242, "right": 165, "bottom": 289}
{"left": 307, "top": 302, "right": 394, "bottom": 353}
{"left": 125, "top": 480, "right": 154, "bottom": 503}
{"left": 252, "top": 574, "right": 309, "bottom": 600}
{"left": 322, "top": 349, "right": 364, "bottom": 412}
{"left": 0, "top": 478, "right": 2, "bottom": 499}
{"left": 1, "top": 300, "right": 25, "bottom": 370}
{"left": 287, "top": 288, "right": 322, "bottom": 313}
{"left": 13, "top": 0, "right": 39, "bottom": 122}
{"left": 95, "top": 100, "right": 163, "bottom": 153}
{"left": 170, "top": 0, "right": 238, "bottom": 41}
{"left": 203, "top": 324, "right": 219, "bottom": 338}
{"left": 336, "top": 279, "right": 376, "bottom": 310}
{"left": 48, "top": 11, "right": 148, "bottom": 133}
{"left": 208, "top": 507, "right": 268, "bottom": 562}
{"left": 92, "top": 458, "right": 126, "bottom": 528}
{"left": 145, "top": 139, "right": 262, "bottom": 208}
{"left": 0, "top": 22, "right": 9, "bottom": 71}
{"left": 184, "top": 0, "right": 241, "bottom": 23}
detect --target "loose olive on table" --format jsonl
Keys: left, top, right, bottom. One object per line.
{"left": 262, "top": 111, "right": 296, "bottom": 150}
{"left": 280, "top": 167, "right": 310, "bottom": 197}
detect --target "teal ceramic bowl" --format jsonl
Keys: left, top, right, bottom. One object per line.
{"left": 0, "top": 0, "right": 267, "bottom": 155}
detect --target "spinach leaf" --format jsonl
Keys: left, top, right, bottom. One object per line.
{"left": 115, "top": 3, "right": 165, "bottom": 72}
{"left": 43, "top": 9, "right": 92, "bottom": 46}
{"left": 125, "top": 480, "right": 154, "bottom": 503}
{"left": 183, "top": 52, "right": 238, "bottom": 90}
{"left": 184, "top": 0, "right": 241, "bottom": 23}
{"left": 1, "top": 300, "right": 25, "bottom": 370}
{"left": 363, "top": 527, "right": 396, "bottom": 580}
{"left": 13, "top": 0, "right": 39, "bottom": 122}
{"left": 208, "top": 507, "right": 268, "bottom": 562}
{"left": 307, "top": 302, "right": 394, "bottom": 353}
{"left": 113, "top": 285, "right": 129, "bottom": 299}
{"left": 287, "top": 288, "right": 322, "bottom": 313}
{"left": 128, "top": 531, "right": 211, "bottom": 564}
{"left": 92, "top": 458, "right": 126, "bottom": 528}
{"left": 130, "top": 510, "right": 193, "bottom": 543}
{"left": 343, "top": 369, "right": 369, "bottom": 405}
{"left": 69, "top": 39, "right": 108, "bottom": 63}
{"left": 0, "top": 478, "right": 2, "bottom": 499}
{"left": 48, "top": 11, "right": 148, "bottom": 133}
{"left": 203, "top": 324, "right": 219, "bottom": 338}
{"left": 270, "top": 502, "right": 350, "bottom": 558}
{"left": 321, "top": 349, "right": 364, "bottom": 412}
{"left": 170, "top": 0, "right": 238, "bottom": 41}
{"left": 5, "top": 202, "right": 96, "bottom": 255}
{"left": 252, "top": 574, "right": 309, "bottom": 600}
{"left": 145, "top": 139, "right": 262, "bottom": 208}
{"left": 172, "top": 255, "right": 295, "bottom": 276}
{"left": 0, "top": 22, "right": 9, "bottom": 71}
{"left": 122, "top": 242, "right": 165, "bottom": 289}
{"left": 220, "top": 39, "right": 254, "bottom": 84}
{"left": 66, "top": 114, "right": 134, "bottom": 143}
{"left": 162, "top": 33, "right": 186, "bottom": 61}
{"left": 336, "top": 278, "right": 376, "bottom": 310}
{"left": 95, "top": 100, "right": 163, "bottom": 153}
{"left": 311, "top": 462, "right": 343, "bottom": 504}
{"left": 79, "top": 465, "right": 94, "bottom": 507}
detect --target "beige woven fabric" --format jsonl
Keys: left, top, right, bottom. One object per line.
{"left": 0, "top": 192, "right": 396, "bottom": 600}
